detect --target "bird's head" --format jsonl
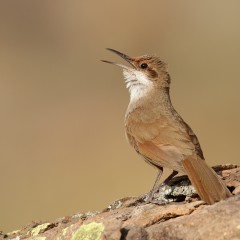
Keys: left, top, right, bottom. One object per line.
{"left": 102, "top": 49, "right": 170, "bottom": 97}
{"left": 102, "top": 49, "right": 170, "bottom": 102}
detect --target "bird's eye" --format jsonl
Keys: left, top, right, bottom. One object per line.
{"left": 140, "top": 63, "right": 148, "bottom": 69}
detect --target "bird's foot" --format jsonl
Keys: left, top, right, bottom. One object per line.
{"left": 144, "top": 183, "right": 172, "bottom": 204}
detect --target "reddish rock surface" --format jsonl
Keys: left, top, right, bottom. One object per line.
{"left": 1, "top": 164, "right": 240, "bottom": 240}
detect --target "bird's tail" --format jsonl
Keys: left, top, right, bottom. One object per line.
{"left": 182, "top": 156, "right": 232, "bottom": 204}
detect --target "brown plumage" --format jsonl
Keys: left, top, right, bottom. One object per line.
{"left": 103, "top": 48, "right": 232, "bottom": 204}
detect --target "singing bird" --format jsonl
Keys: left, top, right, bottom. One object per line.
{"left": 102, "top": 48, "right": 231, "bottom": 204}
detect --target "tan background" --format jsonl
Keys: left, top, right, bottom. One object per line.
{"left": 1, "top": 0, "right": 240, "bottom": 232}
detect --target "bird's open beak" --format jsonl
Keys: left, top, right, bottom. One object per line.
{"left": 101, "top": 48, "right": 136, "bottom": 69}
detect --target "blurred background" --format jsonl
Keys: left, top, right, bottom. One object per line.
{"left": 1, "top": 0, "right": 240, "bottom": 232}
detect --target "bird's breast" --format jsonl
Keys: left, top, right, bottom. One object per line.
{"left": 125, "top": 108, "right": 173, "bottom": 143}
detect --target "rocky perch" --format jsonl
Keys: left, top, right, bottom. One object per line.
{"left": 1, "top": 164, "right": 240, "bottom": 240}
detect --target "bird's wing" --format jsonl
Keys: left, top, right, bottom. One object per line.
{"left": 127, "top": 114, "right": 204, "bottom": 163}
{"left": 170, "top": 110, "right": 204, "bottom": 159}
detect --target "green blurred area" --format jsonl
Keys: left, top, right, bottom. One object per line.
{"left": 0, "top": 0, "right": 240, "bottom": 232}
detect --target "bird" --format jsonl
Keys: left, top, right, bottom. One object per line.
{"left": 102, "top": 48, "right": 232, "bottom": 204}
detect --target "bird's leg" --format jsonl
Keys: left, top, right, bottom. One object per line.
{"left": 161, "top": 170, "right": 178, "bottom": 186}
{"left": 146, "top": 170, "right": 178, "bottom": 203}
{"left": 145, "top": 167, "right": 163, "bottom": 203}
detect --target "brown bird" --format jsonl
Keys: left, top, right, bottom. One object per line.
{"left": 102, "top": 48, "right": 232, "bottom": 204}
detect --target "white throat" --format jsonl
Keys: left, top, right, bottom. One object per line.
{"left": 123, "top": 70, "right": 153, "bottom": 102}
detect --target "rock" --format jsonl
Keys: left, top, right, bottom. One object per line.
{"left": 2, "top": 164, "right": 240, "bottom": 240}
{"left": 147, "top": 195, "right": 240, "bottom": 240}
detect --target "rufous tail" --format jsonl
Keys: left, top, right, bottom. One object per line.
{"left": 183, "top": 156, "right": 232, "bottom": 204}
